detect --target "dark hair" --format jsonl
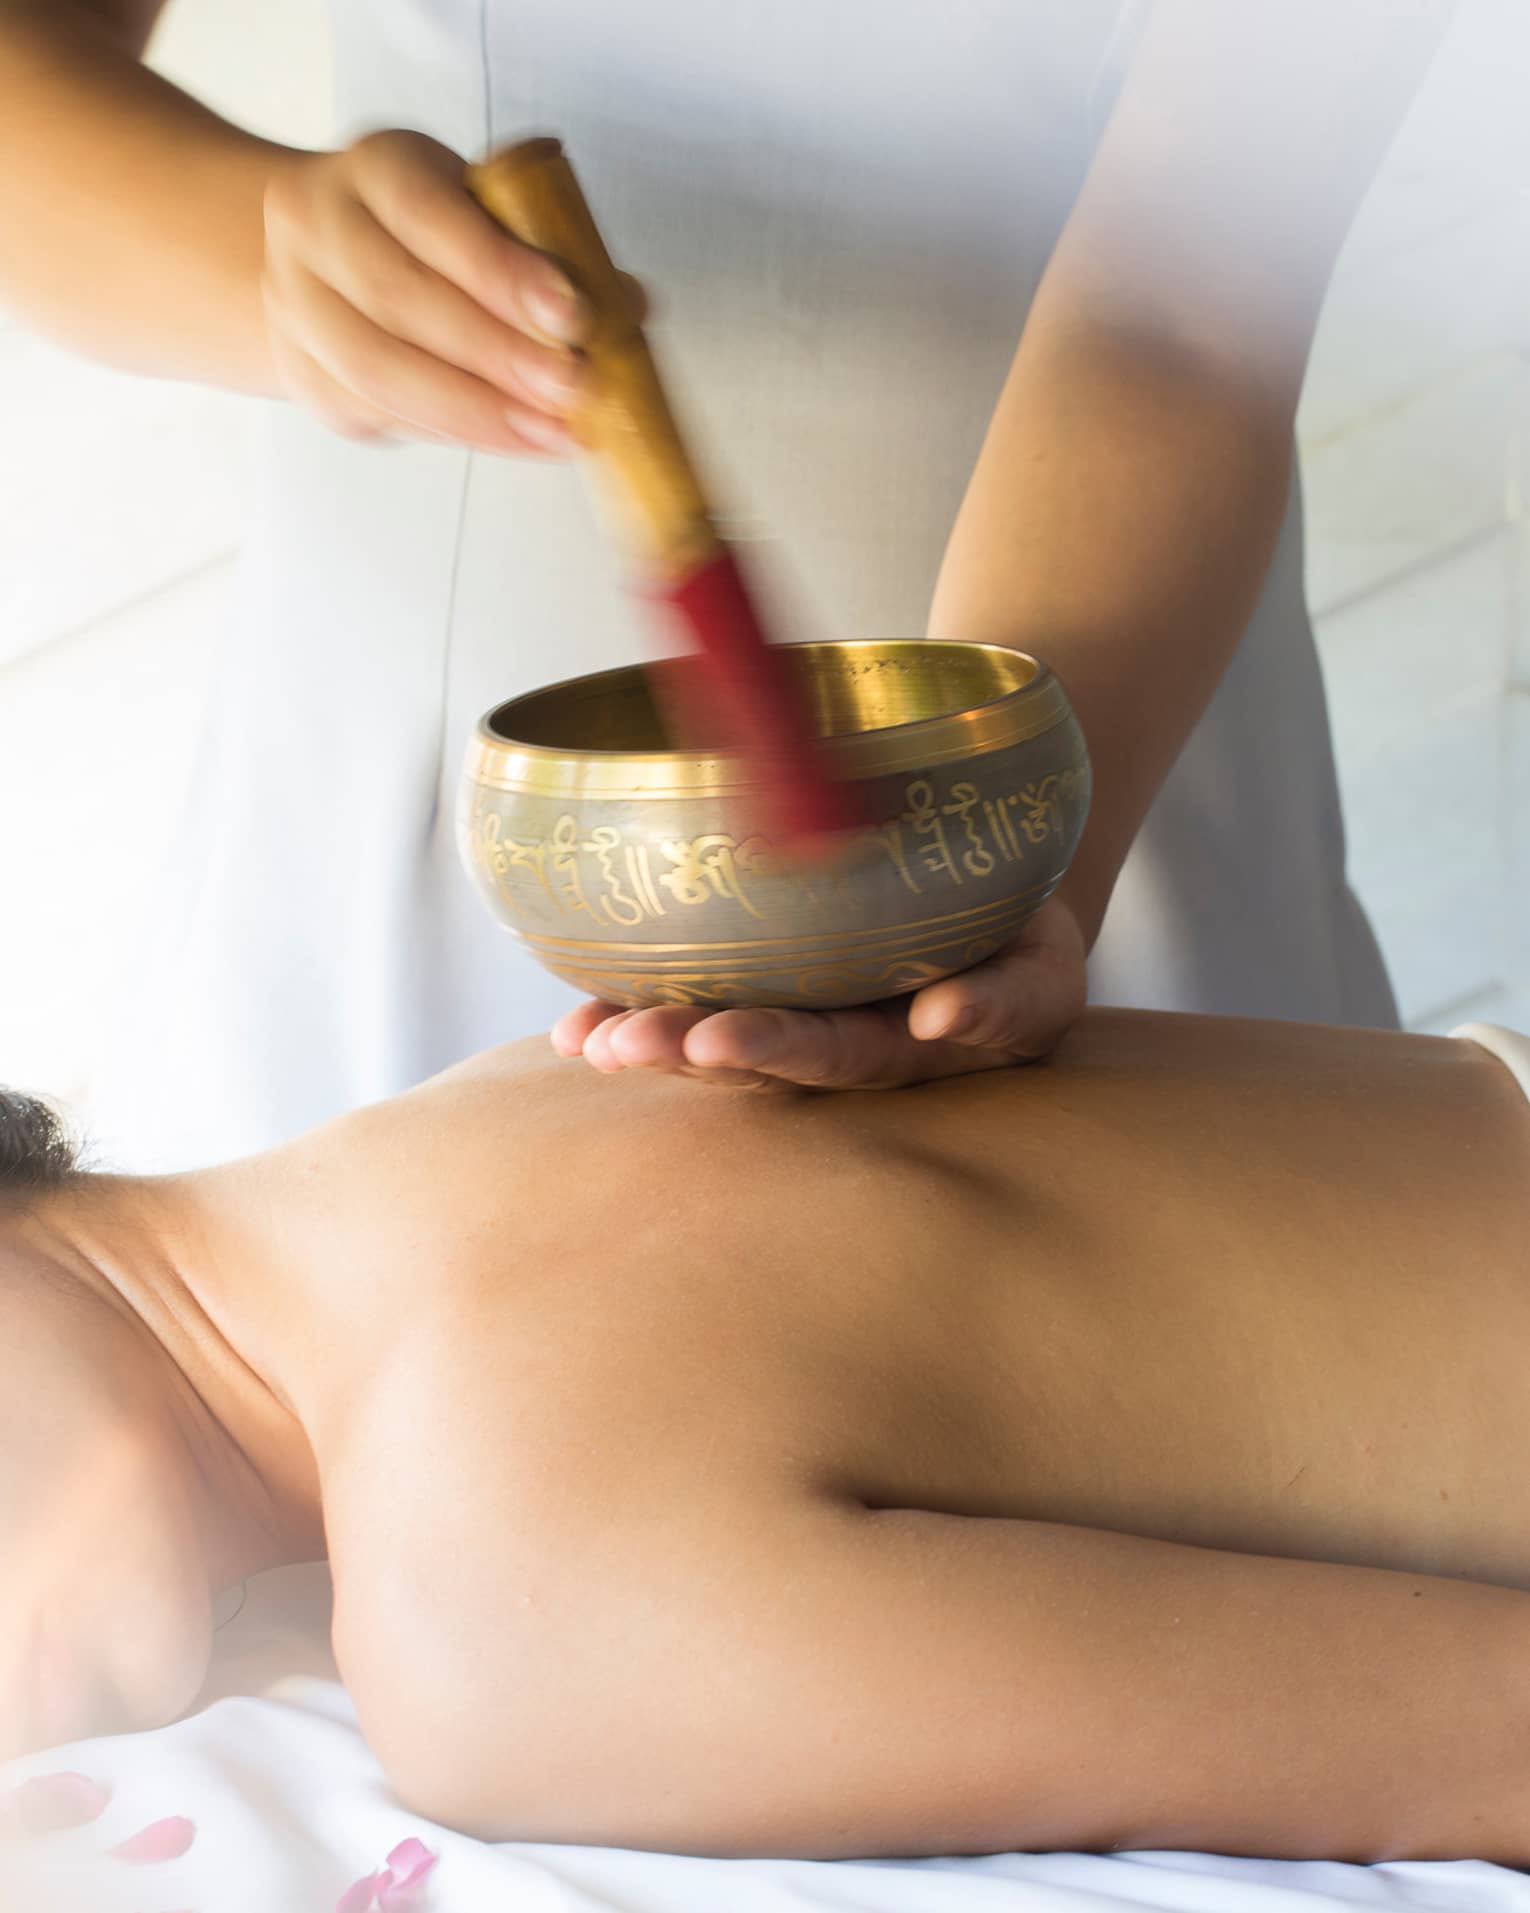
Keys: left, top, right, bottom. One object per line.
{"left": 0, "top": 1089, "right": 81, "bottom": 1198}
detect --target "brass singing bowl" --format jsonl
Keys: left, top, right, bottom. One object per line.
{"left": 458, "top": 639, "right": 1091, "bottom": 1011}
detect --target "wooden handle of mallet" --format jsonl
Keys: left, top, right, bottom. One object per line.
{"left": 466, "top": 137, "right": 720, "bottom": 580}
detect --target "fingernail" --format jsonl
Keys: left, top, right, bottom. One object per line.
{"left": 523, "top": 353, "right": 584, "bottom": 411}
{"left": 527, "top": 275, "right": 588, "bottom": 345}
{"left": 939, "top": 1007, "right": 979, "bottom": 1042}
{"left": 507, "top": 406, "right": 571, "bottom": 452}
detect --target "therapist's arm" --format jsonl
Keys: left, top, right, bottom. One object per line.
{"left": 554, "top": 0, "right": 1457, "bottom": 1088}
{"left": 0, "top": 0, "right": 585, "bottom": 445}
{"left": 927, "top": 0, "right": 1457, "bottom": 948}
{"left": 0, "top": 0, "right": 295, "bottom": 389}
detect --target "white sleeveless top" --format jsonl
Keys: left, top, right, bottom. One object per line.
{"left": 90, "top": 0, "right": 1397, "bottom": 1170}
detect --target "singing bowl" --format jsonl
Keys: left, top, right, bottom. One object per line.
{"left": 458, "top": 639, "right": 1091, "bottom": 1012}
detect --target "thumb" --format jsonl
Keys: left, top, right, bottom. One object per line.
{"left": 908, "top": 903, "right": 1087, "bottom": 1059}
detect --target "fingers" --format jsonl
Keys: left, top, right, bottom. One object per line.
{"left": 551, "top": 1004, "right": 794, "bottom": 1089}
{"left": 558, "top": 1005, "right": 780, "bottom": 1088}
{"left": 262, "top": 130, "right": 595, "bottom": 453}
{"left": 264, "top": 327, "right": 401, "bottom": 442}
{"left": 270, "top": 262, "right": 571, "bottom": 454}
{"left": 583, "top": 1007, "right": 711, "bottom": 1073}
{"left": 549, "top": 1000, "right": 624, "bottom": 1058}
{"left": 314, "top": 195, "right": 588, "bottom": 421}
{"left": 586, "top": 1009, "right": 774, "bottom": 1086}
{"left": 909, "top": 958, "right": 1081, "bottom": 1060}
{"left": 345, "top": 132, "right": 590, "bottom": 347}
{"left": 681, "top": 1005, "right": 1009, "bottom": 1091}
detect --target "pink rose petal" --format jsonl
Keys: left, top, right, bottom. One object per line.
{"left": 379, "top": 1876, "right": 430, "bottom": 1908}
{"left": 337, "top": 1837, "right": 438, "bottom": 1912}
{"left": 382, "top": 1837, "right": 437, "bottom": 1896}
{"left": 0, "top": 1771, "right": 111, "bottom": 1835}
{"left": 336, "top": 1869, "right": 389, "bottom": 1913}
{"left": 109, "top": 1814, "right": 196, "bottom": 1863}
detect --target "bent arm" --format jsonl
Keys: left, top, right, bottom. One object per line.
{"left": 928, "top": 0, "right": 1456, "bottom": 945}
{"left": 728, "top": 1504, "right": 1530, "bottom": 1862}
{"left": 0, "top": 0, "right": 303, "bottom": 388}
{"left": 424, "top": 1497, "right": 1530, "bottom": 1861}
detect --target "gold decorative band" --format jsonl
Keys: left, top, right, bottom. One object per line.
{"left": 528, "top": 886, "right": 1062, "bottom": 1007}
{"left": 515, "top": 901, "right": 1056, "bottom": 978}
{"left": 513, "top": 882, "right": 1057, "bottom": 960}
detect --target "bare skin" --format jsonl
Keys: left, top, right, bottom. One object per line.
{"left": 5, "top": 1008, "right": 1530, "bottom": 1862}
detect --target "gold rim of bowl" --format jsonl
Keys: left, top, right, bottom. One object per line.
{"left": 467, "top": 640, "right": 1073, "bottom": 798}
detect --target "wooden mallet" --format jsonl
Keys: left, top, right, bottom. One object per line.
{"left": 466, "top": 137, "right": 855, "bottom": 846}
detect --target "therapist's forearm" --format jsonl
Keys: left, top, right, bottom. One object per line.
{"left": 927, "top": 310, "right": 1295, "bottom": 951}
{"left": 0, "top": 0, "right": 303, "bottom": 390}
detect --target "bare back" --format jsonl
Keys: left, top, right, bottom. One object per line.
{"left": 224, "top": 1009, "right": 1530, "bottom": 1588}
{"left": 197, "top": 1010, "right": 1530, "bottom": 1854}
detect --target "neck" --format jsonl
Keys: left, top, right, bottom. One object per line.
{"left": 23, "top": 1176, "right": 324, "bottom": 1593}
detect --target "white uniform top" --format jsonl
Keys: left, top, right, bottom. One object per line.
{"left": 90, "top": 0, "right": 1396, "bottom": 1171}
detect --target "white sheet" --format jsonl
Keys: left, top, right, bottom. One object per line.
{"left": 5, "top": 1565, "right": 1527, "bottom": 1913}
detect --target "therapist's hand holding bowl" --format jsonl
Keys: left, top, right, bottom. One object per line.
{"left": 553, "top": 891, "right": 1088, "bottom": 1089}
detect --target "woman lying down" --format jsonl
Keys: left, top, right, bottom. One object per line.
{"left": 5, "top": 1008, "right": 1530, "bottom": 1865}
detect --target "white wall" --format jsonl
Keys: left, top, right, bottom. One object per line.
{"left": 0, "top": 0, "right": 331, "bottom": 1108}
{"left": 1, "top": 0, "right": 1526, "bottom": 1121}
{"left": 1297, "top": 0, "right": 1530, "bottom": 1032}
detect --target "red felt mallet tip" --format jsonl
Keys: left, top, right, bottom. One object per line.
{"left": 659, "top": 547, "right": 862, "bottom": 846}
